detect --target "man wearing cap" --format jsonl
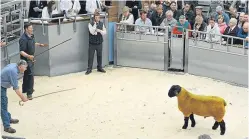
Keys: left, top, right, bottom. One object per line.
{"left": 172, "top": 15, "right": 192, "bottom": 37}
{"left": 194, "top": 6, "right": 208, "bottom": 24}
{"left": 214, "top": 6, "right": 230, "bottom": 25}
{"left": 118, "top": 6, "right": 134, "bottom": 31}
{"left": 1, "top": 60, "right": 29, "bottom": 133}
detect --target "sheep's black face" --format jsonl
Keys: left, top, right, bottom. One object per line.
{"left": 168, "top": 85, "right": 181, "bottom": 98}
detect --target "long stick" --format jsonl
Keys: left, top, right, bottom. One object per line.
{"left": 2, "top": 135, "right": 25, "bottom": 139}
{"left": 19, "top": 88, "right": 76, "bottom": 106}
{"left": 34, "top": 38, "right": 72, "bottom": 58}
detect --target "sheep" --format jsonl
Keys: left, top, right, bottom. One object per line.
{"left": 198, "top": 134, "right": 212, "bottom": 139}
{"left": 168, "top": 85, "right": 227, "bottom": 135}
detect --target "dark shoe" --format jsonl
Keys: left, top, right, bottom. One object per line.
{"left": 27, "top": 95, "right": 33, "bottom": 100}
{"left": 4, "top": 127, "right": 16, "bottom": 133}
{"left": 97, "top": 68, "right": 106, "bottom": 73}
{"left": 10, "top": 119, "right": 19, "bottom": 124}
{"left": 85, "top": 70, "right": 92, "bottom": 75}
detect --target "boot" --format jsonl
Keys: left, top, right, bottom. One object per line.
{"left": 219, "top": 120, "right": 226, "bottom": 135}
{"left": 4, "top": 127, "right": 16, "bottom": 133}
{"left": 97, "top": 68, "right": 106, "bottom": 73}
{"left": 27, "top": 94, "right": 33, "bottom": 100}
{"left": 10, "top": 119, "right": 19, "bottom": 124}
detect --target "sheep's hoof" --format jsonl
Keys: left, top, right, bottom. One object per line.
{"left": 212, "top": 125, "right": 218, "bottom": 130}
{"left": 220, "top": 131, "right": 225, "bottom": 135}
{"left": 182, "top": 125, "right": 188, "bottom": 129}
{"left": 191, "top": 122, "right": 196, "bottom": 127}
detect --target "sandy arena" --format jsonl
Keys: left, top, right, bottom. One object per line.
{"left": 1, "top": 67, "right": 248, "bottom": 139}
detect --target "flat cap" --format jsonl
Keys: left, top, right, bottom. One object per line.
{"left": 195, "top": 6, "right": 203, "bottom": 9}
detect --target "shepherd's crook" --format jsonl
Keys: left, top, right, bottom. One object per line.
{"left": 19, "top": 88, "right": 76, "bottom": 106}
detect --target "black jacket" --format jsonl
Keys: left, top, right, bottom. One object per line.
{"left": 126, "top": 0, "right": 142, "bottom": 23}
{"left": 28, "top": 0, "right": 47, "bottom": 18}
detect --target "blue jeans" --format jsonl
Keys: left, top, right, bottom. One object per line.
{"left": 1, "top": 87, "right": 11, "bottom": 128}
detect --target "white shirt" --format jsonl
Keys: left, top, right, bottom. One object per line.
{"left": 205, "top": 23, "right": 221, "bottom": 42}
{"left": 86, "top": 0, "right": 103, "bottom": 14}
{"left": 60, "top": 0, "right": 81, "bottom": 16}
{"left": 41, "top": 7, "right": 59, "bottom": 19}
{"left": 88, "top": 22, "right": 107, "bottom": 36}
{"left": 119, "top": 14, "right": 134, "bottom": 25}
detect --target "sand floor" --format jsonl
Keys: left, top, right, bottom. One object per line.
{"left": 1, "top": 67, "right": 248, "bottom": 139}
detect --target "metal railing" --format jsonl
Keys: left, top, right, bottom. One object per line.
{"left": 27, "top": 12, "right": 108, "bottom": 36}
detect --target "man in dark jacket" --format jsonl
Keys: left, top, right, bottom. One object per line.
{"left": 151, "top": 4, "right": 166, "bottom": 26}
{"left": 86, "top": 12, "right": 107, "bottom": 75}
{"left": 19, "top": 23, "right": 48, "bottom": 100}
{"left": 28, "top": 0, "right": 47, "bottom": 18}
{"left": 175, "top": 3, "right": 194, "bottom": 27}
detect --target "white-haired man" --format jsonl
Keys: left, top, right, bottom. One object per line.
{"left": 1, "top": 60, "right": 29, "bottom": 133}
{"left": 222, "top": 18, "right": 240, "bottom": 44}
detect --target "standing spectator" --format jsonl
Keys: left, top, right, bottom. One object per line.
{"left": 41, "top": 0, "right": 59, "bottom": 19}
{"left": 160, "top": 10, "right": 177, "bottom": 32}
{"left": 28, "top": 0, "right": 47, "bottom": 18}
{"left": 175, "top": 3, "right": 194, "bottom": 27}
{"left": 86, "top": 12, "right": 107, "bottom": 75}
{"left": 86, "top": 0, "right": 105, "bottom": 14}
{"left": 151, "top": 5, "right": 166, "bottom": 26}
{"left": 217, "top": 15, "right": 228, "bottom": 34}
{"left": 205, "top": 17, "right": 221, "bottom": 42}
{"left": 60, "top": 0, "right": 81, "bottom": 18}
{"left": 135, "top": 10, "right": 152, "bottom": 33}
{"left": 222, "top": 18, "right": 240, "bottom": 45}
{"left": 214, "top": 6, "right": 230, "bottom": 25}
{"left": 1, "top": 60, "right": 29, "bottom": 133}
{"left": 19, "top": 23, "right": 48, "bottom": 100}
{"left": 126, "top": 0, "right": 142, "bottom": 23}
{"left": 172, "top": 15, "right": 191, "bottom": 36}
{"left": 155, "top": 0, "right": 169, "bottom": 14}
{"left": 168, "top": 1, "right": 177, "bottom": 19}
{"left": 194, "top": 6, "right": 208, "bottom": 24}
{"left": 118, "top": 6, "right": 134, "bottom": 31}
{"left": 237, "top": 22, "right": 248, "bottom": 48}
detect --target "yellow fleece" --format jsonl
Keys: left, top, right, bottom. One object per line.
{"left": 177, "top": 87, "right": 226, "bottom": 122}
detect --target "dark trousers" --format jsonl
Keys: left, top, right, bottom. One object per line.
{"left": 1, "top": 87, "right": 11, "bottom": 128}
{"left": 87, "top": 43, "right": 103, "bottom": 71}
{"left": 22, "top": 61, "right": 34, "bottom": 95}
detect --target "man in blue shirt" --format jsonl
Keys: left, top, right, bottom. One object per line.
{"left": 1, "top": 60, "right": 29, "bottom": 133}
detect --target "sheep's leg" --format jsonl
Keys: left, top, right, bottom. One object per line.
{"left": 182, "top": 117, "right": 189, "bottom": 129}
{"left": 190, "top": 114, "right": 196, "bottom": 127}
{"left": 212, "top": 121, "right": 219, "bottom": 130}
{"left": 219, "top": 120, "right": 226, "bottom": 135}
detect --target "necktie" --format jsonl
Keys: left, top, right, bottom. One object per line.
{"left": 96, "top": 0, "right": 100, "bottom": 9}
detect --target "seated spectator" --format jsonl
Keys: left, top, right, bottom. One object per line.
{"left": 205, "top": 17, "right": 221, "bottom": 42}
{"left": 194, "top": 6, "right": 208, "bottom": 24}
{"left": 118, "top": 6, "right": 134, "bottom": 31}
{"left": 238, "top": 12, "right": 245, "bottom": 28}
{"left": 151, "top": 4, "right": 166, "bottom": 26}
{"left": 229, "top": 6, "right": 238, "bottom": 19}
{"left": 217, "top": 15, "right": 228, "bottom": 34}
{"left": 126, "top": 0, "right": 142, "bottom": 23}
{"left": 135, "top": 10, "right": 152, "bottom": 33}
{"left": 155, "top": 0, "right": 169, "bottom": 13}
{"left": 160, "top": 10, "right": 177, "bottom": 32}
{"left": 60, "top": 0, "right": 81, "bottom": 18}
{"left": 168, "top": 2, "right": 178, "bottom": 19}
{"left": 143, "top": 2, "right": 153, "bottom": 19}
{"left": 222, "top": 18, "right": 240, "bottom": 45}
{"left": 192, "top": 15, "right": 207, "bottom": 39}
{"left": 237, "top": 22, "right": 248, "bottom": 48}
{"left": 172, "top": 15, "right": 191, "bottom": 36}
{"left": 243, "top": 14, "right": 248, "bottom": 25}
{"left": 175, "top": 2, "right": 194, "bottom": 27}
{"left": 214, "top": 6, "right": 230, "bottom": 25}
{"left": 41, "top": 0, "right": 59, "bottom": 19}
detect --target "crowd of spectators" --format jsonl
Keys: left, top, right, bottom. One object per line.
{"left": 27, "top": 0, "right": 249, "bottom": 48}
{"left": 117, "top": 1, "right": 248, "bottom": 48}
